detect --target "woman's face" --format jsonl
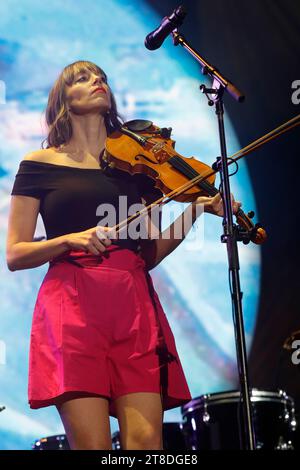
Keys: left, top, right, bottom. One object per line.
{"left": 65, "top": 69, "right": 111, "bottom": 116}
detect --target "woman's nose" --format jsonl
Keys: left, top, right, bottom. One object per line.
{"left": 93, "top": 76, "right": 104, "bottom": 86}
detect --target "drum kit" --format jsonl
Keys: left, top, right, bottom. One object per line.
{"left": 32, "top": 388, "right": 299, "bottom": 450}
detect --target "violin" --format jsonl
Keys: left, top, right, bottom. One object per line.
{"left": 102, "top": 119, "right": 267, "bottom": 245}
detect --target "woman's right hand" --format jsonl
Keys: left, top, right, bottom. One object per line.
{"left": 194, "top": 193, "right": 241, "bottom": 217}
{"left": 64, "top": 226, "right": 117, "bottom": 255}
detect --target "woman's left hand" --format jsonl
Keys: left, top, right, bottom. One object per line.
{"left": 194, "top": 192, "right": 242, "bottom": 217}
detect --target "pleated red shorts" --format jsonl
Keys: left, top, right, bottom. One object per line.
{"left": 28, "top": 244, "right": 192, "bottom": 418}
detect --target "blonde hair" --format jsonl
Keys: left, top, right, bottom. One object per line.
{"left": 41, "top": 60, "right": 124, "bottom": 149}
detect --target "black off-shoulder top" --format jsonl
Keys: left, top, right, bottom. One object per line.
{"left": 11, "top": 160, "right": 162, "bottom": 252}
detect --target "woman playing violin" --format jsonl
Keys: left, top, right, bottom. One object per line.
{"left": 6, "top": 60, "right": 241, "bottom": 450}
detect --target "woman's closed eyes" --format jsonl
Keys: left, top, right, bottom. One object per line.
{"left": 75, "top": 74, "right": 107, "bottom": 84}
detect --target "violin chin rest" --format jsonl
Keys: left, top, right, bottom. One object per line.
{"left": 123, "top": 119, "right": 153, "bottom": 132}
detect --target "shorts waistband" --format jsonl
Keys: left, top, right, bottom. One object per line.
{"left": 49, "top": 243, "right": 146, "bottom": 271}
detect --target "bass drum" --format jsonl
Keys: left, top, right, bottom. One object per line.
{"left": 181, "top": 389, "right": 297, "bottom": 450}
{"left": 112, "top": 422, "right": 186, "bottom": 450}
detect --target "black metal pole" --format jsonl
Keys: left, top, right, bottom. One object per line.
{"left": 215, "top": 95, "right": 255, "bottom": 450}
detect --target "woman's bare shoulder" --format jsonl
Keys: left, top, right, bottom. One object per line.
{"left": 22, "top": 148, "right": 58, "bottom": 164}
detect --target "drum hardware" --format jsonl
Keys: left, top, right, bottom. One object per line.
{"left": 181, "top": 389, "right": 297, "bottom": 450}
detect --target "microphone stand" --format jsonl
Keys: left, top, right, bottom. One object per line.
{"left": 171, "top": 29, "right": 255, "bottom": 450}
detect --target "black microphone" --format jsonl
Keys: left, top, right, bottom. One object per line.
{"left": 144, "top": 5, "right": 187, "bottom": 51}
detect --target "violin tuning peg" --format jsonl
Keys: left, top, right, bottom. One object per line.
{"left": 247, "top": 211, "right": 255, "bottom": 219}
{"left": 161, "top": 127, "right": 172, "bottom": 139}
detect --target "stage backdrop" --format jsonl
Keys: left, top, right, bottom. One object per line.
{"left": 0, "top": 0, "right": 259, "bottom": 449}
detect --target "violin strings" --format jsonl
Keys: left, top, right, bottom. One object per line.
{"left": 109, "top": 114, "right": 300, "bottom": 239}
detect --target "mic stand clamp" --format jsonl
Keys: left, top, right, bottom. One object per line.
{"left": 211, "top": 157, "right": 252, "bottom": 246}
{"left": 171, "top": 28, "right": 255, "bottom": 450}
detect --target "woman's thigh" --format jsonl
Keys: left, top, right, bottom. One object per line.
{"left": 114, "top": 392, "right": 164, "bottom": 450}
{"left": 56, "top": 394, "right": 112, "bottom": 450}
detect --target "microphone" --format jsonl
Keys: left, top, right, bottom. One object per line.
{"left": 144, "top": 5, "right": 187, "bottom": 51}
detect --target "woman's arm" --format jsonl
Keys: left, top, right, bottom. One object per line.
{"left": 6, "top": 195, "right": 70, "bottom": 271}
{"left": 6, "top": 195, "right": 113, "bottom": 271}
{"left": 141, "top": 193, "right": 241, "bottom": 271}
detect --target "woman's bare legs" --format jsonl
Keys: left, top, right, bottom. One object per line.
{"left": 56, "top": 395, "right": 112, "bottom": 450}
{"left": 55, "top": 392, "right": 164, "bottom": 450}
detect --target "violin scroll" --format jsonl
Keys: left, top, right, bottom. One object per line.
{"left": 236, "top": 209, "right": 267, "bottom": 245}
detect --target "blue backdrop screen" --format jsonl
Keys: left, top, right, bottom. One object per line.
{"left": 0, "top": 0, "right": 260, "bottom": 449}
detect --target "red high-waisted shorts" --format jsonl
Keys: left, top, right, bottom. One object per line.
{"left": 28, "top": 244, "right": 192, "bottom": 418}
